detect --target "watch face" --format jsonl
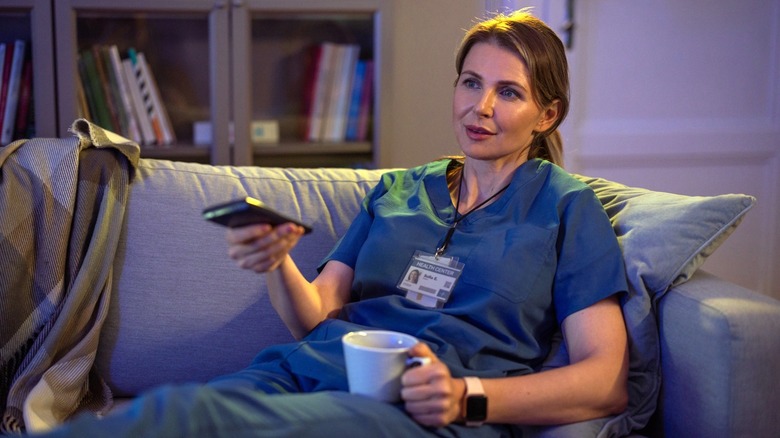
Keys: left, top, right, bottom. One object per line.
{"left": 466, "top": 395, "right": 488, "bottom": 421}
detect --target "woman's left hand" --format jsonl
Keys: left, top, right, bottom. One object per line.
{"left": 401, "top": 343, "right": 464, "bottom": 427}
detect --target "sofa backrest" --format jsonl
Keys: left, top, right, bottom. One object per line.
{"left": 97, "top": 158, "right": 384, "bottom": 397}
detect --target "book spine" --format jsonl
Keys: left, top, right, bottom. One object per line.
{"left": 301, "top": 44, "right": 322, "bottom": 140}
{"left": 1, "top": 40, "right": 26, "bottom": 144}
{"left": 98, "top": 45, "right": 129, "bottom": 138}
{"left": 75, "top": 61, "right": 92, "bottom": 119}
{"left": 0, "top": 43, "right": 11, "bottom": 140}
{"left": 109, "top": 45, "right": 142, "bottom": 144}
{"left": 323, "top": 44, "right": 360, "bottom": 143}
{"left": 345, "top": 60, "right": 366, "bottom": 141}
{"left": 13, "top": 58, "right": 32, "bottom": 139}
{"left": 307, "top": 42, "right": 336, "bottom": 142}
{"left": 137, "top": 52, "right": 175, "bottom": 145}
{"left": 91, "top": 45, "right": 119, "bottom": 132}
{"left": 122, "top": 58, "right": 156, "bottom": 146}
{"left": 356, "top": 60, "right": 374, "bottom": 142}
{"left": 321, "top": 44, "right": 347, "bottom": 142}
{"left": 77, "top": 55, "right": 95, "bottom": 119}
{"left": 81, "top": 49, "right": 114, "bottom": 131}
{"left": 130, "top": 49, "right": 163, "bottom": 145}
{"left": 23, "top": 83, "right": 34, "bottom": 138}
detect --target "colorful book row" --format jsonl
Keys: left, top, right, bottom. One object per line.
{"left": 0, "top": 40, "right": 34, "bottom": 145}
{"left": 303, "top": 43, "right": 373, "bottom": 143}
{"left": 76, "top": 45, "right": 175, "bottom": 147}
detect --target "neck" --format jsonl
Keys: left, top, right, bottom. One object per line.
{"left": 454, "top": 159, "right": 521, "bottom": 213}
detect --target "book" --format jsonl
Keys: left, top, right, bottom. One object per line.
{"left": 71, "top": 45, "right": 175, "bottom": 146}
{"left": 79, "top": 49, "right": 114, "bottom": 131}
{"left": 356, "top": 60, "right": 374, "bottom": 142}
{"left": 1, "top": 40, "right": 26, "bottom": 144}
{"left": 345, "top": 60, "right": 367, "bottom": 141}
{"left": 305, "top": 42, "right": 337, "bottom": 142}
{"left": 23, "top": 82, "right": 34, "bottom": 138}
{"left": 75, "top": 62, "right": 91, "bottom": 119}
{"left": 108, "top": 45, "right": 142, "bottom": 144}
{"left": 0, "top": 43, "right": 10, "bottom": 141}
{"left": 131, "top": 50, "right": 175, "bottom": 145}
{"left": 92, "top": 45, "right": 121, "bottom": 133}
{"left": 13, "top": 58, "right": 32, "bottom": 139}
{"left": 300, "top": 44, "right": 323, "bottom": 140}
{"left": 322, "top": 44, "right": 360, "bottom": 142}
{"left": 77, "top": 55, "right": 98, "bottom": 122}
{"left": 122, "top": 58, "right": 156, "bottom": 146}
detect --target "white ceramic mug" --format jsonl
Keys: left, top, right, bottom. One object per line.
{"left": 342, "top": 330, "right": 419, "bottom": 402}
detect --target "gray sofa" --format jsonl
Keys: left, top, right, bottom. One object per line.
{"left": 3, "top": 129, "right": 780, "bottom": 437}
{"left": 100, "top": 157, "right": 780, "bottom": 437}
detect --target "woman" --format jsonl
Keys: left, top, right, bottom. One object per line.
{"left": 39, "top": 10, "right": 628, "bottom": 437}
{"left": 226, "top": 9, "right": 628, "bottom": 430}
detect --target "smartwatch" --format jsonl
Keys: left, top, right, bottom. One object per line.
{"left": 462, "top": 377, "right": 488, "bottom": 426}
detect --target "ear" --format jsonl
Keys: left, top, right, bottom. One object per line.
{"left": 536, "top": 99, "right": 562, "bottom": 133}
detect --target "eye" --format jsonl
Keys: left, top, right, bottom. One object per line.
{"left": 499, "top": 87, "right": 522, "bottom": 100}
{"left": 461, "top": 77, "right": 480, "bottom": 89}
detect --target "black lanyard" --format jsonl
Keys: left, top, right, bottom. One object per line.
{"left": 435, "top": 174, "right": 510, "bottom": 258}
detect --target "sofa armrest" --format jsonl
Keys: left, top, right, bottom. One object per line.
{"left": 653, "top": 271, "right": 780, "bottom": 437}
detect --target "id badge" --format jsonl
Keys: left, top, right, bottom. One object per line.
{"left": 398, "top": 250, "right": 464, "bottom": 308}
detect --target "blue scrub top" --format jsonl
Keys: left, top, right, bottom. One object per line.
{"left": 320, "top": 158, "right": 627, "bottom": 378}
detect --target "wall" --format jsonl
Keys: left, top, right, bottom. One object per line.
{"left": 564, "top": 0, "right": 780, "bottom": 298}
{"left": 379, "top": 0, "right": 483, "bottom": 167}
{"left": 382, "top": 0, "right": 780, "bottom": 298}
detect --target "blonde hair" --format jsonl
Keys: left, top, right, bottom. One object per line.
{"left": 455, "top": 10, "right": 570, "bottom": 166}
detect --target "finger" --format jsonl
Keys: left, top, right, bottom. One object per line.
{"left": 229, "top": 224, "right": 293, "bottom": 258}
{"left": 407, "top": 398, "right": 455, "bottom": 427}
{"left": 228, "top": 236, "right": 272, "bottom": 261}
{"left": 402, "top": 379, "right": 451, "bottom": 406}
{"left": 225, "top": 223, "right": 272, "bottom": 244}
{"left": 407, "top": 342, "right": 436, "bottom": 360}
{"left": 402, "top": 360, "right": 448, "bottom": 389}
{"left": 237, "top": 227, "right": 303, "bottom": 271}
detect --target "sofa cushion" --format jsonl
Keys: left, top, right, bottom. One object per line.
{"left": 574, "top": 175, "right": 755, "bottom": 300}
{"left": 570, "top": 174, "right": 755, "bottom": 437}
{"left": 98, "top": 159, "right": 385, "bottom": 397}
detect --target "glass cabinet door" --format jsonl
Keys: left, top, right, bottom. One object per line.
{"left": 232, "top": 0, "right": 380, "bottom": 167}
{"left": 0, "top": 0, "right": 56, "bottom": 144}
{"left": 54, "top": 0, "right": 231, "bottom": 164}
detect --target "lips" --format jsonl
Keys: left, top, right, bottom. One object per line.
{"left": 465, "top": 124, "right": 495, "bottom": 140}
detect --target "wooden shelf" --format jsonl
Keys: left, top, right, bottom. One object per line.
{"left": 253, "top": 141, "right": 371, "bottom": 156}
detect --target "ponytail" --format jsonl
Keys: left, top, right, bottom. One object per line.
{"left": 529, "top": 129, "right": 564, "bottom": 167}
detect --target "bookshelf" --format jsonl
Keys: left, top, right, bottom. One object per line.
{"left": 12, "top": 0, "right": 483, "bottom": 167}
{"left": 232, "top": 2, "right": 379, "bottom": 167}
{"left": 54, "top": 0, "right": 230, "bottom": 164}
{"left": 53, "top": 0, "right": 381, "bottom": 167}
{"left": 0, "top": 0, "right": 56, "bottom": 144}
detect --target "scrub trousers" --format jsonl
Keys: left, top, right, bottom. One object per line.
{"left": 32, "top": 322, "right": 519, "bottom": 438}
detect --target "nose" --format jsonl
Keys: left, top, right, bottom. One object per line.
{"left": 473, "top": 91, "right": 495, "bottom": 118}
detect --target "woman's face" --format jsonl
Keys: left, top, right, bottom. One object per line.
{"left": 452, "top": 42, "right": 557, "bottom": 165}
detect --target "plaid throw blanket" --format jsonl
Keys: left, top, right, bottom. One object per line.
{"left": 0, "top": 119, "right": 139, "bottom": 433}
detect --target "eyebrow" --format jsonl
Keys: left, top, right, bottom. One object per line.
{"left": 460, "top": 70, "right": 529, "bottom": 92}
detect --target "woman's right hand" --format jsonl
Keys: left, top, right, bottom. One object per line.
{"left": 226, "top": 222, "right": 306, "bottom": 273}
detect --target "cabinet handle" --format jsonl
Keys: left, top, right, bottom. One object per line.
{"left": 213, "top": 0, "right": 226, "bottom": 9}
{"left": 562, "top": 0, "right": 575, "bottom": 49}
